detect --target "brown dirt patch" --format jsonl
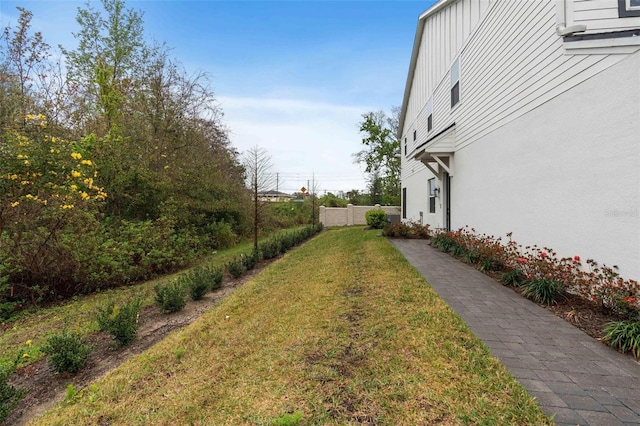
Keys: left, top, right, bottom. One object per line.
{"left": 4, "top": 267, "right": 263, "bottom": 426}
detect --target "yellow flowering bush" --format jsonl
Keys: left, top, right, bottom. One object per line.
{"left": 0, "top": 125, "right": 106, "bottom": 312}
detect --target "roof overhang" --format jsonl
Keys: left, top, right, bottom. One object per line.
{"left": 411, "top": 123, "right": 456, "bottom": 176}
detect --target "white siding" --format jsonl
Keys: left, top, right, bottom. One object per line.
{"left": 401, "top": 0, "right": 493, "bottom": 144}
{"left": 400, "top": 0, "right": 640, "bottom": 280}
{"left": 453, "top": 0, "right": 634, "bottom": 151}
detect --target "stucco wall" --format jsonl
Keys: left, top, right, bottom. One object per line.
{"left": 319, "top": 204, "right": 401, "bottom": 227}
{"left": 451, "top": 51, "right": 640, "bottom": 280}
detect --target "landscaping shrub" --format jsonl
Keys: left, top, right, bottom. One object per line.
{"left": 226, "top": 258, "right": 245, "bottom": 279}
{"left": 0, "top": 365, "right": 26, "bottom": 423}
{"left": 365, "top": 209, "right": 387, "bottom": 229}
{"left": 382, "top": 221, "right": 430, "bottom": 239}
{"left": 96, "top": 297, "right": 142, "bottom": 347}
{"left": 259, "top": 239, "right": 281, "bottom": 260}
{"left": 184, "top": 271, "right": 208, "bottom": 301}
{"left": 521, "top": 277, "right": 563, "bottom": 305}
{"left": 241, "top": 250, "right": 260, "bottom": 271}
{"left": 603, "top": 320, "right": 640, "bottom": 358}
{"left": 210, "top": 266, "right": 224, "bottom": 290}
{"left": 154, "top": 280, "right": 188, "bottom": 313}
{"left": 41, "top": 329, "right": 92, "bottom": 374}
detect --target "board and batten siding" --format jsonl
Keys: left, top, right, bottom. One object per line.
{"left": 403, "top": 0, "right": 640, "bottom": 155}
{"left": 402, "top": 0, "right": 492, "bottom": 146}
{"left": 567, "top": 0, "right": 640, "bottom": 32}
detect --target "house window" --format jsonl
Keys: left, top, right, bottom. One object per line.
{"left": 404, "top": 137, "right": 407, "bottom": 155}
{"left": 428, "top": 178, "right": 436, "bottom": 213}
{"left": 413, "top": 130, "right": 416, "bottom": 141}
{"left": 451, "top": 58, "right": 460, "bottom": 107}
{"left": 402, "top": 187, "right": 407, "bottom": 219}
{"left": 426, "top": 98, "right": 433, "bottom": 132}
{"left": 619, "top": 0, "right": 640, "bottom": 17}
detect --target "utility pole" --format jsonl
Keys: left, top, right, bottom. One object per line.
{"left": 312, "top": 174, "right": 316, "bottom": 226}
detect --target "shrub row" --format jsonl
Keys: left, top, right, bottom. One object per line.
{"left": 227, "top": 223, "right": 323, "bottom": 280}
{"left": 35, "top": 225, "right": 323, "bottom": 378}
{"left": 382, "top": 221, "right": 431, "bottom": 239}
{"left": 430, "top": 226, "right": 640, "bottom": 357}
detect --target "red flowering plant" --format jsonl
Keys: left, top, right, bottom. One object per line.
{"left": 430, "top": 228, "right": 639, "bottom": 315}
{"left": 577, "top": 259, "right": 640, "bottom": 320}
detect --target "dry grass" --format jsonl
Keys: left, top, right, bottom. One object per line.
{"left": 30, "top": 227, "right": 550, "bottom": 425}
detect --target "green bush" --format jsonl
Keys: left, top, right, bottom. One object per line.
{"left": 154, "top": 280, "right": 188, "bottom": 313}
{"left": 226, "top": 258, "right": 245, "bottom": 279}
{"left": 206, "top": 221, "right": 237, "bottom": 249}
{"left": 96, "top": 297, "right": 142, "bottom": 347}
{"left": 0, "top": 365, "right": 26, "bottom": 423}
{"left": 603, "top": 320, "right": 640, "bottom": 358}
{"left": 241, "top": 251, "right": 259, "bottom": 271}
{"left": 521, "top": 277, "right": 563, "bottom": 305}
{"left": 183, "top": 267, "right": 208, "bottom": 301}
{"left": 41, "top": 329, "right": 92, "bottom": 374}
{"left": 210, "top": 266, "right": 224, "bottom": 290}
{"left": 430, "top": 232, "right": 459, "bottom": 253}
{"left": 365, "top": 209, "right": 387, "bottom": 229}
{"left": 259, "top": 240, "right": 280, "bottom": 260}
{"left": 500, "top": 269, "right": 525, "bottom": 287}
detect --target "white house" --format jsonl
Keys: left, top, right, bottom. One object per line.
{"left": 399, "top": 0, "right": 640, "bottom": 280}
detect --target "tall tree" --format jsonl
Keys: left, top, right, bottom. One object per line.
{"left": 243, "top": 146, "right": 276, "bottom": 251}
{"left": 353, "top": 108, "right": 401, "bottom": 205}
{"left": 63, "top": 0, "right": 144, "bottom": 134}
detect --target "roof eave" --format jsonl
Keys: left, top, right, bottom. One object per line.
{"left": 397, "top": 0, "right": 460, "bottom": 140}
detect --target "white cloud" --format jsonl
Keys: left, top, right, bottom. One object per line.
{"left": 219, "top": 96, "right": 372, "bottom": 194}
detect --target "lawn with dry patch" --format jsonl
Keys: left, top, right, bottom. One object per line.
{"left": 29, "top": 228, "right": 550, "bottom": 425}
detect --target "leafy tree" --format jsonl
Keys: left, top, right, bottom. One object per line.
{"left": 353, "top": 108, "right": 401, "bottom": 205}
{"left": 346, "top": 189, "right": 370, "bottom": 205}
{"left": 318, "top": 192, "right": 348, "bottom": 208}
{"left": 63, "top": 0, "right": 145, "bottom": 134}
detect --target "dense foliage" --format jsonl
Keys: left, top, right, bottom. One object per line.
{"left": 353, "top": 108, "right": 401, "bottom": 205}
{"left": 0, "top": 1, "right": 310, "bottom": 319}
{"left": 365, "top": 209, "right": 387, "bottom": 229}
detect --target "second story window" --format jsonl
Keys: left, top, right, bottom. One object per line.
{"left": 426, "top": 98, "right": 433, "bottom": 132}
{"left": 619, "top": 0, "right": 640, "bottom": 16}
{"left": 451, "top": 58, "right": 460, "bottom": 107}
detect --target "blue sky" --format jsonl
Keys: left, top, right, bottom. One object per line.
{"left": 1, "top": 0, "right": 433, "bottom": 194}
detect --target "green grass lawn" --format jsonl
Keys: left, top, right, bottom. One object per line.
{"left": 29, "top": 227, "right": 550, "bottom": 425}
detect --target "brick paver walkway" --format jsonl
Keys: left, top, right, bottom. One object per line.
{"left": 391, "top": 239, "right": 640, "bottom": 426}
